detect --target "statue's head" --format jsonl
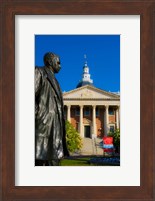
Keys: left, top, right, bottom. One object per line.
{"left": 44, "top": 52, "right": 61, "bottom": 73}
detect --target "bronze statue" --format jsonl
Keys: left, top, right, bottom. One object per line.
{"left": 35, "top": 52, "right": 69, "bottom": 166}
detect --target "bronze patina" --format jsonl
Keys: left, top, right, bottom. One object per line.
{"left": 35, "top": 52, "right": 69, "bottom": 166}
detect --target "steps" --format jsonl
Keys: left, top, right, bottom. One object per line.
{"left": 80, "top": 138, "right": 103, "bottom": 156}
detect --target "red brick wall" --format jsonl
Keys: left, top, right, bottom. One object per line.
{"left": 70, "top": 107, "right": 79, "bottom": 130}
{"left": 109, "top": 109, "right": 116, "bottom": 124}
{"left": 109, "top": 115, "right": 116, "bottom": 123}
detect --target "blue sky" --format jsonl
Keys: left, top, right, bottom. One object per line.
{"left": 35, "top": 35, "right": 120, "bottom": 92}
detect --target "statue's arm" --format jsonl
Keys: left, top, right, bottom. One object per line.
{"left": 35, "top": 68, "right": 42, "bottom": 115}
{"left": 35, "top": 68, "right": 42, "bottom": 95}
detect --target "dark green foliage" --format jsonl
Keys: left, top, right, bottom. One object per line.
{"left": 65, "top": 121, "right": 83, "bottom": 153}
{"left": 108, "top": 129, "right": 120, "bottom": 148}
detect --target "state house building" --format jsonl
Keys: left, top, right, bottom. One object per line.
{"left": 63, "top": 60, "right": 120, "bottom": 138}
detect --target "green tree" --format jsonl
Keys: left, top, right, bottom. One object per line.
{"left": 108, "top": 129, "right": 120, "bottom": 152}
{"left": 65, "top": 121, "right": 83, "bottom": 153}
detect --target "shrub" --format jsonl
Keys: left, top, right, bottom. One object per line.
{"left": 65, "top": 121, "right": 83, "bottom": 153}
{"left": 108, "top": 129, "right": 120, "bottom": 152}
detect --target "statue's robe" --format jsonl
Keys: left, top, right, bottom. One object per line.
{"left": 35, "top": 66, "right": 69, "bottom": 161}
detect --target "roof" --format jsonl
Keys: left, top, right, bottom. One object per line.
{"left": 63, "top": 85, "right": 120, "bottom": 100}
{"left": 76, "top": 81, "right": 94, "bottom": 88}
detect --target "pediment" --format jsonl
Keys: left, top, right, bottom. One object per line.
{"left": 63, "top": 85, "right": 119, "bottom": 100}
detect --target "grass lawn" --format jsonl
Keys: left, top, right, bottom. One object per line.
{"left": 60, "top": 156, "right": 120, "bottom": 166}
{"left": 60, "top": 157, "right": 92, "bottom": 166}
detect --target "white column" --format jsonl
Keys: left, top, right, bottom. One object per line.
{"left": 104, "top": 105, "right": 109, "bottom": 136}
{"left": 80, "top": 105, "right": 84, "bottom": 137}
{"left": 92, "top": 105, "right": 96, "bottom": 137}
{"left": 67, "top": 105, "right": 71, "bottom": 122}
{"left": 116, "top": 106, "right": 119, "bottom": 129}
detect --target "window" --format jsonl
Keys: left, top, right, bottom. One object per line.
{"left": 75, "top": 107, "right": 80, "bottom": 116}
{"left": 96, "top": 107, "right": 99, "bottom": 116}
{"left": 84, "top": 107, "right": 90, "bottom": 116}
{"left": 109, "top": 108, "right": 114, "bottom": 115}
{"left": 109, "top": 125, "right": 115, "bottom": 133}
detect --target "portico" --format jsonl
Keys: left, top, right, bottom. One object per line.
{"left": 63, "top": 85, "right": 120, "bottom": 138}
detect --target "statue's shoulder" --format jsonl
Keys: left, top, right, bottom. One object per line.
{"left": 35, "top": 66, "right": 46, "bottom": 76}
